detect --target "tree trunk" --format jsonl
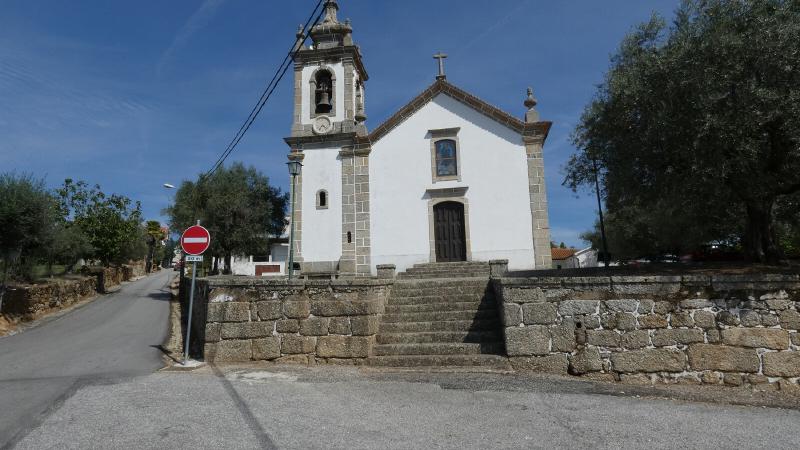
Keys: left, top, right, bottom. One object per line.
{"left": 224, "top": 254, "right": 232, "bottom": 275}
{"left": 743, "top": 199, "right": 783, "bottom": 264}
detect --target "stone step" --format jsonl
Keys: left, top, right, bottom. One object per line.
{"left": 390, "top": 286, "right": 492, "bottom": 298}
{"left": 368, "top": 354, "right": 511, "bottom": 368}
{"left": 376, "top": 331, "right": 503, "bottom": 345}
{"left": 392, "top": 278, "right": 491, "bottom": 288}
{"left": 405, "top": 267, "right": 490, "bottom": 274}
{"left": 387, "top": 294, "right": 491, "bottom": 305}
{"left": 385, "top": 301, "right": 496, "bottom": 314}
{"left": 412, "top": 262, "right": 490, "bottom": 270}
{"left": 373, "top": 342, "right": 504, "bottom": 356}
{"left": 381, "top": 309, "right": 498, "bottom": 323}
{"left": 379, "top": 319, "right": 501, "bottom": 333}
{"left": 397, "top": 272, "right": 490, "bottom": 280}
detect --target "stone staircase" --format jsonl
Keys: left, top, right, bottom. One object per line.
{"left": 369, "top": 262, "right": 509, "bottom": 369}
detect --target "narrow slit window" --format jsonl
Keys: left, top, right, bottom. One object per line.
{"left": 347, "top": 231, "right": 352, "bottom": 244}
{"left": 316, "top": 190, "right": 328, "bottom": 209}
{"left": 435, "top": 139, "right": 458, "bottom": 177}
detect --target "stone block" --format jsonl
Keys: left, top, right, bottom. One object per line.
{"left": 670, "top": 312, "right": 694, "bottom": 328}
{"left": 208, "top": 302, "right": 250, "bottom": 322}
{"left": 505, "top": 326, "right": 550, "bottom": 356}
{"left": 221, "top": 322, "right": 273, "bottom": 340}
{"left": 328, "top": 317, "right": 351, "bottom": 335}
{"left": 615, "top": 313, "right": 637, "bottom": 331}
{"left": 620, "top": 330, "right": 650, "bottom": 349}
{"left": 256, "top": 301, "right": 282, "bottom": 320}
{"left": 351, "top": 316, "right": 379, "bottom": 336}
{"left": 687, "top": 344, "right": 759, "bottom": 372}
{"left": 651, "top": 328, "right": 704, "bottom": 346}
{"left": 586, "top": 330, "right": 621, "bottom": 348}
{"left": 723, "top": 373, "right": 743, "bottom": 386}
{"left": 310, "top": 300, "right": 381, "bottom": 317}
{"left": 210, "top": 340, "right": 252, "bottom": 362}
{"left": 283, "top": 301, "right": 311, "bottom": 319}
{"left": 694, "top": 311, "right": 716, "bottom": 329}
{"left": 765, "top": 299, "right": 793, "bottom": 311}
{"left": 721, "top": 328, "right": 790, "bottom": 350}
{"left": 739, "top": 310, "right": 761, "bottom": 327}
{"left": 281, "top": 335, "right": 316, "bottom": 354}
{"left": 779, "top": 310, "right": 800, "bottom": 330}
{"left": 761, "top": 313, "right": 779, "bottom": 327}
{"left": 701, "top": 371, "right": 722, "bottom": 384}
{"left": 611, "top": 349, "right": 686, "bottom": 373}
{"left": 638, "top": 314, "right": 668, "bottom": 329}
{"left": 276, "top": 319, "right": 300, "bottom": 333}
{"left": 510, "top": 354, "right": 568, "bottom": 374}
{"left": 620, "top": 373, "right": 652, "bottom": 385}
{"left": 275, "top": 355, "right": 311, "bottom": 365}
{"left": 205, "top": 323, "right": 221, "bottom": 342}
{"left": 252, "top": 337, "right": 280, "bottom": 360}
{"left": 762, "top": 352, "right": 800, "bottom": 377}
{"left": 706, "top": 329, "right": 721, "bottom": 343}
{"left": 522, "top": 303, "right": 557, "bottom": 325}
{"left": 558, "top": 300, "right": 598, "bottom": 316}
{"left": 549, "top": 323, "right": 576, "bottom": 352}
{"left": 503, "top": 287, "right": 545, "bottom": 303}
{"left": 653, "top": 301, "right": 675, "bottom": 315}
{"left": 502, "top": 303, "right": 522, "bottom": 326}
{"left": 792, "top": 332, "right": 800, "bottom": 346}
{"left": 576, "top": 315, "right": 600, "bottom": 329}
{"left": 569, "top": 347, "right": 602, "bottom": 374}
{"left": 299, "top": 318, "right": 330, "bottom": 336}
{"left": 680, "top": 298, "right": 713, "bottom": 309}
{"left": 637, "top": 300, "right": 654, "bottom": 314}
{"left": 316, "top": 336, "right": 372, "bottom": 358}
{"left": 604, "top": 299, "right": 638, "bottom": 313}
{"left": 717, "top": 311, "right": 740, "bottom": 326}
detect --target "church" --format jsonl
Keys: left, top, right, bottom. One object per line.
{"left": 284, "top": 0, "right": 552, "bottom": 277}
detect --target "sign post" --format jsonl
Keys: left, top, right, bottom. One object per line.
{"left": 180, "top": 222, "right": 211, "bottom": 365}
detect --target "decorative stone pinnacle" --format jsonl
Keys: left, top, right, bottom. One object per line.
{"left": 296, "top": 24, "right": 305, "bottom": 38}
{"left": 524, "top": 87, "right": 538, "bottom": 109}
{"left": 323, "top": 0, "right": 340, "bottom": 24}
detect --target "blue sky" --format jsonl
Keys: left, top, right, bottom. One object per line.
{"left": 0, "top": 0, "right": 679, "bottom": 247}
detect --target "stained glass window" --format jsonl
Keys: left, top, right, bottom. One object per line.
{"left": 435, "top": 139, "right": 458, "bottom": 177}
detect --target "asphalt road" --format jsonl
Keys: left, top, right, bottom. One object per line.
{"left": 0, "top": 270, "right": 172, "bottom": 448}
{"left": 10, "top": 365, "right": 800, "bottom": 449}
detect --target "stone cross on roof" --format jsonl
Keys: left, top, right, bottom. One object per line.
{"left": 433, "top": 52, "right": 448, "bottom": 80}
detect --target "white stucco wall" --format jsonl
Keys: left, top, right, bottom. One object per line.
{"left": 370, "top": 93, "right": 535, "bottom": 273}
{"left": 300, "top": 62, "right": 346, "bottom": 124}
{"left": 300, "top": 146, "right": 342, "bottom": 262}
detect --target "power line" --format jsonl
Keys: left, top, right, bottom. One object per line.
{"left": 204, "top": 0, "right": 326, "bottom": 178}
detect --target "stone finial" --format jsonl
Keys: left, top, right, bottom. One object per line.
{"left": 323, "top": 0, "right": 340, "bottom": 24}
{"left": 296, "top": 24, "right": 305, "bottom": 39}
{"left": 525, "top": 87, "right": 540, "bottom": 123}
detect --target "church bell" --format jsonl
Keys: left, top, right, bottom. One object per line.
{"left": 316, "top": 83, "right": 332, "bottom": 113}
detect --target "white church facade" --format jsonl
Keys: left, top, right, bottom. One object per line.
{"left": 285, "top": 0, "right": 553, "bottom": 277}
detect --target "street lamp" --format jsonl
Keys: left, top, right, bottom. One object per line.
{"left": 287, "top": 160, "right": 303, "bottom": 280}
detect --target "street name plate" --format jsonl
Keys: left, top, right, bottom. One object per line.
{"left": 186, "top": 255, "right": 203, "bottom": 262}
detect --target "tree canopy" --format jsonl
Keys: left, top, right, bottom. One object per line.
{"left": 165, "top": 163, "right": 288, "bottom": 273}
{"left": 566, "top": 0, "right": 800, "bottom": 263}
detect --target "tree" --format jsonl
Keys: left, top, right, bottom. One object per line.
{"left": 565, "top": 0, "right": 800, "bottom": 263}
{"left": 145, "top": 221, "right": 166, "bottom": 272}
{"left": 165, "top": 163, "right": 288, "bottom": 274}
{"left": 58, "top": 179, "right": 146, "bottom": 265}
{"left": 0, "top": 173, "right": 59, "bottom": 310}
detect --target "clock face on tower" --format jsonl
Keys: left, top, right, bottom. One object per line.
{"left": 312, "top": 116, "right": 333, "bottom": 135}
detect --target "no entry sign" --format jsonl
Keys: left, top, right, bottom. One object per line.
{"left": 181, "top": 225, "right": 211, "bottom": 255}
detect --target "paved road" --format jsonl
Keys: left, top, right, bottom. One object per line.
{"left": 12, "top": 364, "right": 800, "bottom": 449}
{"left": 0, "top": 271, "right": 172, "bottom": 448}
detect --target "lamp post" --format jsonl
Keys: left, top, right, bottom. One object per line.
{"left": 287, "top": 160, "right": 303, "bottom": 280}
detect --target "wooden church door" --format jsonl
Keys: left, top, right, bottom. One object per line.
{"left": 434, "top": 202, "right": 467, "bottom": 262}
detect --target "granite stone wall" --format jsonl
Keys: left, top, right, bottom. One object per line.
{"left": 494, "top": 274, "right": 800, "bottom": 392}
{"left": 193, "top": 277, "right": 392, "bottom": 364}
{"left": 3, "top": 277, "right": 97, "bottom": 318}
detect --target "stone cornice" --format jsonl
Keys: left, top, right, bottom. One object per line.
{"left": 284, "top": 132, "right": 358, "bottom": 149}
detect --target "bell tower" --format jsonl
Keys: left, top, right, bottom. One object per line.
{"left": 290, "top": 0, "right": 369, "bottom": 138}
{"left": 285, "top": 0, "right": 373, "bottom": 278}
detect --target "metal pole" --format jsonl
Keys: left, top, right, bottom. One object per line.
{"left": 184, "top": 260, "right": 197, "bottom": 364}
{"left": 593, "top": 158, "right": 610, "bottom": 267}
{"left": 287, "top": 174, "right": 297, "bottom": 280}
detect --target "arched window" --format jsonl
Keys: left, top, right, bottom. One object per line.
{"left": 314, "top": 70, "right": 333, "bottom": 115}
{"left": 316, "top": 190, "right": 328, "bottom": 209}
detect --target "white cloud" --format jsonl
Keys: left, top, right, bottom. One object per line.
{"left": 157, "top": 0, "right": 227, "bottom": 77}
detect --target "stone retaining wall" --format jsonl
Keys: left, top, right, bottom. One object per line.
{"left": 193, "top": 277, "right": 392, "bottom": 364}
{"left": 494, "top": 274, "right": 800, "bottom": 392}
{"left": 3, "top": 277, "right": 97, "bottom": 318}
